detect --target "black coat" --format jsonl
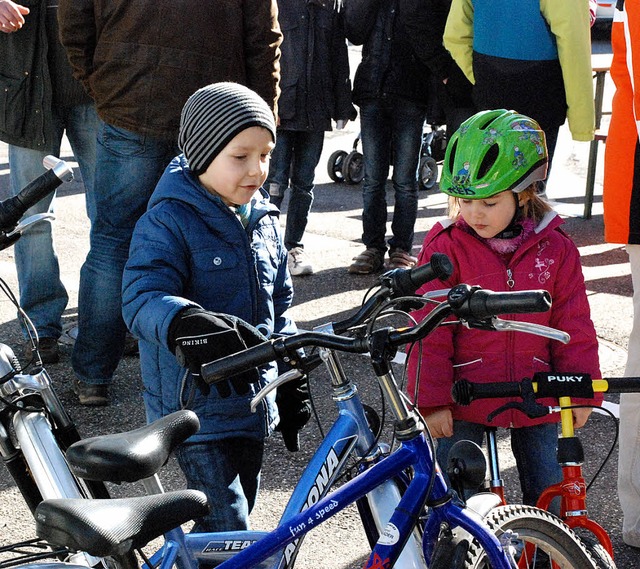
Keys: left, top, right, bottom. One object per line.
{"left": 0, "top": 0, "right": 90, "bottom": 150}
{"left": 276, "top": 0, "right": 357, "bottom": 131}
{"left": 344, "top": 0, "right": 433, "bottom": 107}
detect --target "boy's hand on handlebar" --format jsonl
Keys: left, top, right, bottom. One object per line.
{"left": 168, "top": 308, "right": 267, "bottom": 397}
{"left": 572, "top": 407, "right": 592, "bottom": 429}
{"left": 422, "top": 407, "right": 454, "bottom": 438}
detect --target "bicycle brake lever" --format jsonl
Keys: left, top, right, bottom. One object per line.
{"left": 487, "top": 377, "right": 550, "bottom": 422}
{"left": 249, "top": 353, "right": 322, "bottom": 412}
{"left": 490, "top": 318, "right": 570, "bottom": 344}
{"left": 250, "top": 369, "right": 302, "bottom": 412}
{"left": 5, "top": 213, "right": 55, "bottom": 239}
{"left": 460, "top": 317, "right": 496, "bottom": 331}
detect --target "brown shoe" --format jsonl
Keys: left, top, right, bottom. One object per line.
{"left": 348, "top": 248, "right": 385, "bottom": 274}
{"left": 73, "top": 379, "right": 109, "bottom": 406}
{"left": 23, "top": 337, "right": 60, "bottom": 364}
{"left": 385, "top": 248, "right": 418, "bottom": 270}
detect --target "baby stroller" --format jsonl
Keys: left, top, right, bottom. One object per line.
{"left": 327, "top": 136, "right": 365, "bottom": 185}
{"left": 326, "top": 121, "right": 447, "bottom": 190}
{"left": 418, "top": 123, "right": 447, "bottom": 191}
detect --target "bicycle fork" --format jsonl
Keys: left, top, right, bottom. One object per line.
{"left": 318, "top": 346, "right": 427, "bottom": 568}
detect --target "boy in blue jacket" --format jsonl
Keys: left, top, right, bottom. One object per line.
{"left": 122, "top": 83, "right": 308, "bottom": 532}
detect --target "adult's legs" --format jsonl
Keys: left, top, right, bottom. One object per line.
{"left": 359, "top": 99, "right": 392, "bottom": 253}
{"left": 9, "top": 144, "right": 67, "bottom": 340}
{"left": 388, "top": 99, "right": 424, "bottom": 254}
{"left": 177, "top": 437, "right": 264, "bottom": 532}
{"left": 72, "top": 121, "right": 177, "bottom": 385}
{"left": 619, "top": 244, "right": 640, "bottom": 546}
{"left": 266, "top": 129, "right": 294, "bottom": 210}
{"left": 8, "top": 103, "right": 97, "bottom": 342}
{"left": 64, "top": 104, "right": 99, "bottom": 219}
{"left": 284, "top": 130, "right": 324, "bottom": 250}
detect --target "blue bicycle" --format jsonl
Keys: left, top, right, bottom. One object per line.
{"left": 32, "top": 259, "right": 599, "bottom": 569}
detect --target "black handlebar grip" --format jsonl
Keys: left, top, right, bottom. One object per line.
{"left": 0, "top": 157, "right": 74, "bottom": 231}
{"left": 449, "top": 286, "right": 552, "bottom": 320}
{"left": 452, "top": 379, "right": 522, "bottom": 405}
{"left": 602, "top": 377, "right": 640, "bottom": 393}
{"left": 201, "top": 341, "right": 277, "bottom": 384}
{"left": 392, "top": 252, "right": 453, "bottom": 296}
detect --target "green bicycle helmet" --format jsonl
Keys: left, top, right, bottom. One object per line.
{"left": 440, "top": 109, "right": 548, "bottom": 199}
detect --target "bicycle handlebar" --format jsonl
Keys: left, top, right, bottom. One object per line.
{"left": 0, "top": 156, "right": 74, "bottom": 233}
{"left": 448, "top": 286, "right": 552, "bottom": 320}
{"left": 453, "top": 374, "right": 640, "bottom": 406}
{"left": 332, "top": 252, "right": 453, "bottom": 334}
{"left": 201, "top": 284, "right": 552, "bottom": 386}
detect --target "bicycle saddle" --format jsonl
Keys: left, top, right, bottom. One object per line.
{"left": 35, "top": 490, "right": 209, "bottom": 557}
{"left": 65, "top": 410, "right": 200, "bottom": 483}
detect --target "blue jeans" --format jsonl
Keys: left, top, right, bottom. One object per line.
{"left": 72, "top": 121, "right": 178, "bottom": 384}
{"left": 7, "top": 103, "right": 98, "bottom": 339}
{"left": 267, "top": 129, "right": 324, "bottom": 250}
{"left": 359, "top": 98, "right": 424, "bottom": 253}
{"left": 436, "top": 420, "right": 562, "bottom": 508}
{"left": 176, "top": 438, "right": 264, "bottom": 532}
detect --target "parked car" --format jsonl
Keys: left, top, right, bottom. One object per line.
{"left": 595, "top": 0, "right": 615, "bottom": 22}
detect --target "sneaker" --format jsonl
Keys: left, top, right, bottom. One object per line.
{"left": 385, "top": 248, "right": 418, "bottom": 270}
{"left": 73, "top": 379, "right": 109, "bottom": 406}
{"left": 23, "top": 337, "right": 60, "bottom": 364}
{"left": 288, "top": 247, "right": 314, "bottom": 276}
{"left": 348, "top": 248, "right": 385, "bottom": 274}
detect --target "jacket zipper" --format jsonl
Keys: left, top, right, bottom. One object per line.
{"left": 506, "top": 268, "right": 515, "bottom": 289}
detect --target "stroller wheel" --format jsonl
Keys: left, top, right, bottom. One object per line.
{"left": 418, "top": 156, "right": 438, "bottom": 190}
{"left": 327, "top": 150, "right": 348, "bottom": 182}
{"left": 342, "top": 150, "right": 364, "bottom": 185}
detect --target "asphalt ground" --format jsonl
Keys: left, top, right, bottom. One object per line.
{"left": 0, "top": 40, "right": 638, "bottom": 568}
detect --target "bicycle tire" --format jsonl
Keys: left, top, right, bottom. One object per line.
{"left": 464, "top": 504, "right": 598, "bottom": 568}
{"left": 575, "top": 533, "right": 616, "bottom": 569}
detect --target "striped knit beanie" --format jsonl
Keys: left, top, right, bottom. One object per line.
{"left": 178, "top": 82, "right": 276, "bottom": 176}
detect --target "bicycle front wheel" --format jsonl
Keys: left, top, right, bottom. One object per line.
{"left": 465, "top": 505, "right": 598, "bottom": 569}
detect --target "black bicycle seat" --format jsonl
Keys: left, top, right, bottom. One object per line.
{"left": 65, "top": 410, "right": 199, "bottom": 483}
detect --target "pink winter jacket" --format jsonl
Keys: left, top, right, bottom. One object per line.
{"left": 406, "top": 212, "right": 602, "bottom": 428}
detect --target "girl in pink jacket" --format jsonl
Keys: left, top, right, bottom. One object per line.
{"left": 407, "top": 109, "right": 601, "bottom": 506}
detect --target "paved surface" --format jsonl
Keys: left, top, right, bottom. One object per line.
{"left": 0, "top": 38, "right": 638, "bottom": 569}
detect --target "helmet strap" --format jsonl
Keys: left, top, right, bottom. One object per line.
{"left": 493, "top": 192, "right": 523, "bottom": 240}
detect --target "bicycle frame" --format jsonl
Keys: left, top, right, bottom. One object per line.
{"left": 453, "top": 374, "right": 637, "bottom": 562}
{"left": 141, "top": 341, "right": 513, "bottom": 569}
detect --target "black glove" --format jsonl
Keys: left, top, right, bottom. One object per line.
{"left": 168, "top": 308, "right": 267, "bottom": 397}
{"left": 275, "top": 374, "right": 311, "bottom": 452}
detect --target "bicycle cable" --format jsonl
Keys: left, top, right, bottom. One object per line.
{"left": 559, "top": 403, "right": 619, "bottom": 492}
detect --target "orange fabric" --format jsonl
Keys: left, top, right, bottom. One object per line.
{"left": 603, "top": 0, "right": 640, "bottom": 245}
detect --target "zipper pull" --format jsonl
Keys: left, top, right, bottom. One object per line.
{"left": 506, "top": 269, "right": 515, "bottom": 288}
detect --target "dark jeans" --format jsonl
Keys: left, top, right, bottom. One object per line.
{"left": 177, "top": 437, "right": 265, "bottom": 532}
{"left": 436, "top": 420, "right": 562, "bottom": 508}
{"left": 359, "top": 98, "right": 425, "bottom": 253}
{"left": 7, "top": 104, "right": 98, "bottom": 339}
{"left": 267, "top": 129, "right": 325, "bottom": 250}
{"left": 72, "top": 121, "right": 178, "bottom": 384}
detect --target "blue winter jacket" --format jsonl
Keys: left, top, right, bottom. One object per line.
{"left": 122, "top": 155, "right": 296, "bottom": 441}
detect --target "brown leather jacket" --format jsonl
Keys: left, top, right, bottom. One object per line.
{"left": 58, "top": 0, "right": 282, "bottom": 140}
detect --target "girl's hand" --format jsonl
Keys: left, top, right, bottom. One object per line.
{"left": 572, "top": 407, "right": 593, "bottom": 429}
{"left": 422, "top": 407, "right": 454, "bottom": 438}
